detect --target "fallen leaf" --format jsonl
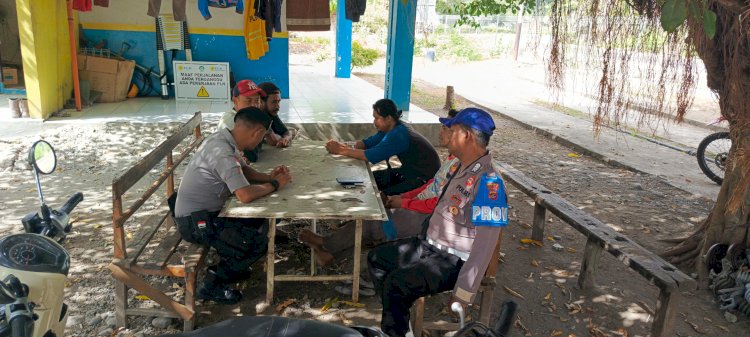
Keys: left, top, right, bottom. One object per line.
{"left": 566, "top": 248, "right": 577, "bottom": 253}
{"left": 134, "top": 295, "right": 151, "bottom": 301}
{"left": 504, "top": 286, "right": 526, "bottom": 300}
{"left": 126, "top": 232, "right": 133, "bottom": 240}
{"left": 320, "top": 296, "right": 338, "bottom": 313}
{"left": 615, "top": 328, "right": 628, "bottom": 337}
{"left": 550, "top": 330, "right": 563, "bottom": 337}
{"left": 684, "top": 319, "right": 703, "bottom": 334}
{"left": 276, "top": 298, "right": 296, "bottom": 314}
{"left": 515, "top": 317, "right": 532, "bottom": 337}
{"left": 531, "top": 259, "right": 540, "bottom": 267}
{"left": 567, "top": 153, "right": 581, "bottom": 158}
{"left": 544, "top": 292, "right": 552, "bottom": 301}
{"left": 339, "top": 300, "right": 365, "bottom": 308}
{"left": 93, "top": 224, "right": 103, "bottom": 229}
{"left": 547, "top": 236, "right": 556, "bottom": 241}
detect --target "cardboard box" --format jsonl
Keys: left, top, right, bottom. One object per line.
{"left": 77, "top": 54, "right": 135, "bottom": 103}
{"left": 2, "top": 68, "right": 18, "bottom": 86}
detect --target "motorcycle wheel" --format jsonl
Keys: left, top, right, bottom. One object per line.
{"left": 696, "top": 131, "right": 730, "bottom": 185}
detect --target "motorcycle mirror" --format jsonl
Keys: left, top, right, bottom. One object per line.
{"left": 27, "top": 140, "right": 57, "bottom": 175}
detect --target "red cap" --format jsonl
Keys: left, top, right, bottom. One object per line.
{"left": 232, "top": 80, "right": 267, "bottom": 98}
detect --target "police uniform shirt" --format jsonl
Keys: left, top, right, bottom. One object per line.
{"left": 426, "top": 152, "right": 509, "bottom": 304}
{"left": 175, "top": 128, "right": 251, "bottom": 218}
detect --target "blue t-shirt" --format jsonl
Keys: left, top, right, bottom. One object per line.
{"left": 362, "top": 124, "right": 410, "bottom": 164}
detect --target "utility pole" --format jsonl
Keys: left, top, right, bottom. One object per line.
{"left": 512, "top": 5, "right": 524, "bottom": 61}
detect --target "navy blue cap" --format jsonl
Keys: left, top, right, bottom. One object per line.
{"left": 439, "top": 108, "right": 495, "bottom": 135}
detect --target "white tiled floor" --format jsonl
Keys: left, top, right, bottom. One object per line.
{"left": 0, "top": 65, "right": 439, "bottom": 127}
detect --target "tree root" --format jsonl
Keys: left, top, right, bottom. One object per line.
{"left": 662, "top": 239, "right": 699, "bottom": 257}
{"left": 658, "top": 237, "right": 691, "bottom": 244}
{"left": 669, "top": 248, "right": 700, "bottom": 265}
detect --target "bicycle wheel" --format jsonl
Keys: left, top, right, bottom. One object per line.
{"left": 696, "top": 132, "right": 731, "bottom": 185}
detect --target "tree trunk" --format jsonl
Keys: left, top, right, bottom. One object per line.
{"left": 664, "top": 0, "right": 750, "bottom": 288}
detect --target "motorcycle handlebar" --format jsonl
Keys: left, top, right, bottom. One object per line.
{"left": 59, "top": 192, "right": 83, "bottom": 215}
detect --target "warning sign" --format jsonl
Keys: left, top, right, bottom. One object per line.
{"left": 174, "top": 61, "right": 230, "bottom": 101}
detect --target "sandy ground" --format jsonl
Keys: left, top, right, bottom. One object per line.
{"left": 0, "top": 77, "right": 746, "bottom": 337}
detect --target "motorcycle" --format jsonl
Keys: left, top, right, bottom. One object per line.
{"left": 0, "top": 141, "right": 77, "bottom": 337}
{"left": 696, "top": 117, "right": 731, "bottom": 185}
{"left": 21, "top": 140, "right": 83, "bottom": 242}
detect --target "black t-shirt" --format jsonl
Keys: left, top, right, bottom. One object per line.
{"left": 244, "top": 114, "right": 289, "bottom": 162}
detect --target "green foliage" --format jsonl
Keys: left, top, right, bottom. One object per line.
{"left": 452, "top": 0, "right": 536, "bottom": 27}
{"left": 660, "top": 0, "right": 687, "bottom": 32}
{"left": 432, "top": 31, "right": 483, "bottom": 61}
{"left": 351, "top": 41, "right": 379, "bottom": 70}
{"left": 660, "top": 0, "right": 716, "bottom": 39}
{"left": 329, "top": 0, "right": 337, "bottom": 14}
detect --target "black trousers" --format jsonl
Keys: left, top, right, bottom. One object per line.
{"left": 176, "top": 215, "right": 268, "bottom": 282}
{"left": 373, "top": 168, "right": 428, "bottom": 196}
{"left": 367, "top": 238, "right": 464, "bottom": 337}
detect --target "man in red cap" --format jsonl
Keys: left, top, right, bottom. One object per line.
{"left": 217, "top": 79, "right": 267, "bottom": 161}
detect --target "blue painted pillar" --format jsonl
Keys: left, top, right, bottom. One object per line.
{"left": 335, "top": 0, "right": 352, "bottom": 78}
{"left": 384, "top": 0, "right": 417, "bottom": 111}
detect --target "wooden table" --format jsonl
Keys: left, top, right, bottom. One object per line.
{"left": 219, "top": 141, "right": 387, "bottom": 303}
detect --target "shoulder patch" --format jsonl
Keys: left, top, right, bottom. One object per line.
{"left": 471, "top": 173, "right": 509, "bottom": 227}
{"left": 471, "top": 163, "right": 482, "bottom": 173}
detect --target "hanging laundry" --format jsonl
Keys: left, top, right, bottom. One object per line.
{"left": 273, "top": 0, "right": 283, "bottom": 32}
{"left": 148, "top": 0, "right": 188, "bottom": 21}
{"left": 72, "top": 0, "right": 92, "bottom": 11}
{"left": 287, "top": 0, "right": 330, "bottom": 31}
{"left": 93, "top": 0, "right": 109, "bottom": 7}
{"left": 243, "top": 0, "right": 269, "bottom": 60}
{"left": 345, "top": 0, "right": 367, "bottom": 22}
{"left": 198, "top": 0, "right": 244, "bottom": 20}
{"left": 254, "top": 0, "right": 279, "bottom": 40}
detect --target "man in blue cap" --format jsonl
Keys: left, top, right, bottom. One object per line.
{"left": 367, "top": 107, "right": 510, "bottom": 337}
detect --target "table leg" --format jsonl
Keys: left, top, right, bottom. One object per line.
{"left": 352, "top": 219, "right": 363, "bottom": 302}
{"left": 310, "top": 219, "right": 317, "bottom": 276}
{"left": 266, "top": 217, "right": 276, "bottom": 304}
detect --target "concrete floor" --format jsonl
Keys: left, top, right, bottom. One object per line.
{"left": 0, "top": 65, "right": 440, "bottom": 142}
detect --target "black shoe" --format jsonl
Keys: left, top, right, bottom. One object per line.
{"left": 197, "top": 283, "right": 243, "bottom": 305}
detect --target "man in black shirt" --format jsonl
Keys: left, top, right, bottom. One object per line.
{"left": 244, "top": 82, "right": 295, "bottom": 162}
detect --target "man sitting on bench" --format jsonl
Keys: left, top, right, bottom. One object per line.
{"left": 174, "top": 107, "right": 292, "bottom": 305}
{"left": 367, "top": 108, "right": 509, "bottom": 337}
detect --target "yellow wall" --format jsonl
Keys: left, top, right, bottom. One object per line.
{"left": 16, "top": 0, "right": 76, "bottom": 119}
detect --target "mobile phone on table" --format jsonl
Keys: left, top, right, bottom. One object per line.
{"left": 336, "top": 177, "right": 364, "bottom": 185}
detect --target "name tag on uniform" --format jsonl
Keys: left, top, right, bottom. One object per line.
{"left": 471, "top": 173, "right": 509, "bottom": 227}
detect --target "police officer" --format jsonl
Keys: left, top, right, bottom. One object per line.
{"left": 367, "top": 108, "right": 509, "bottom": 337}
{"left": 174, "top": 107, "right": 292, "bottom": 305}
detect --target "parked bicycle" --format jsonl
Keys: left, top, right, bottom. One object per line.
{"left": 697, "top": 117, "right": 731, "bottom": 185}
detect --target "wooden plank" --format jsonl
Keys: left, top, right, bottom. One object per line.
{"left": 129, "top": 264, "right": 185, "bottom": 278}
{"left": 352, "top": 219, "right": 362, "bottom": 302}
{"left": 577, "top": 236, "right": 604, "bottom": 290}
{"left": 274, "top": 275, "right": 354, "bottom": 282}
{"left": 266, "top": 218, "right": 276, "bottom": 304}
{"left": 411, "top": 297, "right": 425, "bottom": 337}
{"left": 125, "top": 308, "right": 181, "bottom": 319}
{"left": 114, "top": 138, "right": 204, "bottom": 228}
{"left": 184, "top": 265, "right": 198, "bottom": 331}
{"left": 115, "top": 280, "right": 128, "bottom": 328}
{"left": 652, "top": 289, "right": 679, "bottom": 337}
{"left": 183, "top": 243, "right": 207, "bottom": 274}
{"left": 113, "top": 198, "right": 127, "bottom": 260}
{"left": 109, "top": 263, "right": 195, "bottom": 321}
{"left": 125, "top": 205, "right": 170, "bottom": 267}
{"left": 140, "top": 218, "right": 182, "bottom": 270}
{"left": 112, "top": 112, "right": 201, "bottom": 197}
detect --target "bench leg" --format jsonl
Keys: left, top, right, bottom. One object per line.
{"left": 115, "top": 280, "right": 128, "bottom": 329}
{"left": 410, "top": 297, "right": 425, "bottom": 337}
{"left": 652, "top": 289, "right": 678, "bottom": 337}
{"left": 183, "top": 269, "right": 198, "bottom": 331}
{"left": 266, "top": 218, "right": 276, "bottom": 304}
{"left": 479, "top": 286, "right": 494, "bottom": 325}
{"left": 531, "top": 201, "right": 546, "bottom": 242}
{"left": 577, "top": 237, "right": 602, "bottom": 290}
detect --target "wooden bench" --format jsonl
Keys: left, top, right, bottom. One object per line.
{"left": 410, "top": 229, "right": 504, "bottom": 337}
{"left": 108, "top": 112, "right": 206, "bottom": 331}
{"left": 496, "top": 161, "right": 695, "bottom": 337}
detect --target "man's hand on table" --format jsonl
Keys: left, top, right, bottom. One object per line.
{"left": 325, "top": 139, "right": 347, "bottom": 155}
{"left": 270, "top": 165, "right": 292, "bottom": 189}
{"left": 276, "top": 136, "right": 292, "bottom": 148}
{"left": 385, "top": 196, "right": 402, "bottom": 209}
